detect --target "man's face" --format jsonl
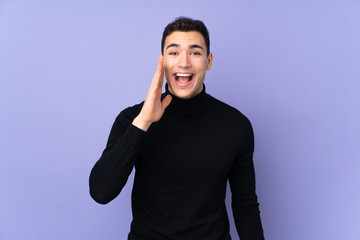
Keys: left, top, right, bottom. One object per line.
{"left": 163, "top": 31, "right": 213, "bottom": 99}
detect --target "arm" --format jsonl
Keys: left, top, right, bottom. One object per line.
{"left": 228, "top": 119, "right": 265, "bottom": 239}
{"left": 89, "top": 55, "right": 172, "bottom": 204}
{"left": 89, "top": 110, "right": 145, "bottom": 204}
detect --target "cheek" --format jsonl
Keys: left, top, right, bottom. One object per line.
{"left": 164, "top": 70, "right": 171, "bottom": 81}
{"left": 163, "top": 63, "right": 170, "bottom": 74}
{"left": 164, "top": 62, "right": 174, "bottom": 75}
{"left": 196, "top": 63, "right": 207, "bottom": 76}
{"left": 195, "top": 59, "right": 208, "bottom": 70}
{"left": 164, "top": 66, "right": 173, "bottom": 82}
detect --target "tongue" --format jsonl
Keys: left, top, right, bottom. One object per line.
{"left": 178, "top": 76, "right": 190, "bottom": 82}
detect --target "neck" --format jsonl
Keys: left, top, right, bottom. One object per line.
{"left": 163, "top": 83, "right": 211, "bottom": 116}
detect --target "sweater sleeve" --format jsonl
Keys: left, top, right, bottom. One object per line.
{"left": 228, "top": 118, "right": 265, "bottom": 239}
{"left": 89, "top": 107, "right": 145, "bottom": 204}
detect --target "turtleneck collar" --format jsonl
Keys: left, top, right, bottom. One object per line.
{"left": 163, "top": 83, "right": 212, "bottom": 116}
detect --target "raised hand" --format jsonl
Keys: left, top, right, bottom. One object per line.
{"left": 132, "top": 55, "right": 172, "bottom": 131}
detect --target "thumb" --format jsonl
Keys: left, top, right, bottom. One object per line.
{"left": 161, "top": 94, "right": 172, "bottom": 111}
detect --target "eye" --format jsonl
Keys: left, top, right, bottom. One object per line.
{"left": 191, "top": 51, "right": 201, "bottom": 56}
{"left": 169, "top": 52, "right": 178, "bottom": 56}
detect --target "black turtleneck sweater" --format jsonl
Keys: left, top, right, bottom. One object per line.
{"left": 89, "top": 85, "right": 264, "bottom": 240}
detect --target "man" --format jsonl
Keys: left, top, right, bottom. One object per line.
{"left": 89, "top": 17, "right": 264, "bottom": 240}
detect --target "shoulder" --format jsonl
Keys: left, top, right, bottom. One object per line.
{"left": 113, "top": 101, "right": 144, "bottom": 127}
{"left": 208, "top": 94, "right": 252, "bottom": 129}
{"left": 209, "top": 95, "right": 255, "bottom": 154}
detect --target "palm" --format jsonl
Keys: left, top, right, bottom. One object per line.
{"left": 132, "top": 56, "right": 172, "bottom": 131}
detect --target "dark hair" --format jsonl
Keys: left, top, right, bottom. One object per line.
{"left": 161, "top": 17, "right": 210, "bottom": 56}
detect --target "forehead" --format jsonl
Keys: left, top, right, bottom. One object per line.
{"left": 164, "top": 31, "right": 206, "bottom": 48}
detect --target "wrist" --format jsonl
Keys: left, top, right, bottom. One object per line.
{"left": 132, "top": 115, "right": 152, "bottom": 132}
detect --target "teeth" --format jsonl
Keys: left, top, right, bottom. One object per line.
{"left": 176, "top": 73, "right": 192, "bottom": 77}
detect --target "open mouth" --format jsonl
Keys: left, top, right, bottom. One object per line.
{"left": 173, "top": 73, "right": 193, "bottom": 87}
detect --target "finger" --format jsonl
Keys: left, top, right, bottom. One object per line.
{"left": 156, "top": 57, "right": 164, "bottom": 85}
{"left": 161, "top": 94, "right": 172, "bottom": 110}
{"left": 150, "top": 58, "right": 164, "bottom": 90}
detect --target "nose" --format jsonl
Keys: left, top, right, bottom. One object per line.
{"left": 178, "top": 53, "right": 191, "bottom": 68}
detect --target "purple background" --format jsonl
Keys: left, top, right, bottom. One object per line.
{"left": 1, "top": 0, "right": 359, "bottom": 239}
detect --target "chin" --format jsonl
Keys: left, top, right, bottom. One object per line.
{"left": 174, "top": 91, "right": 192, "bottom": 99}
{"left": 169, "top": 88, "right": 189, "bottom": 99}
{"left": 171, "top": 86, "right": 201, "bottom": 99}
{"left": 166, "top": 78, "right": 203, "bottom": 99}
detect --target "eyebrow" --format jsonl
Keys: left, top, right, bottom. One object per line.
{"left": 166, "top": 43, "right": 205, "bottom": 51}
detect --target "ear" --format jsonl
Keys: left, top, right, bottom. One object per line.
{"left": 206, "top": 52, "right": 213, "bottom": 70}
